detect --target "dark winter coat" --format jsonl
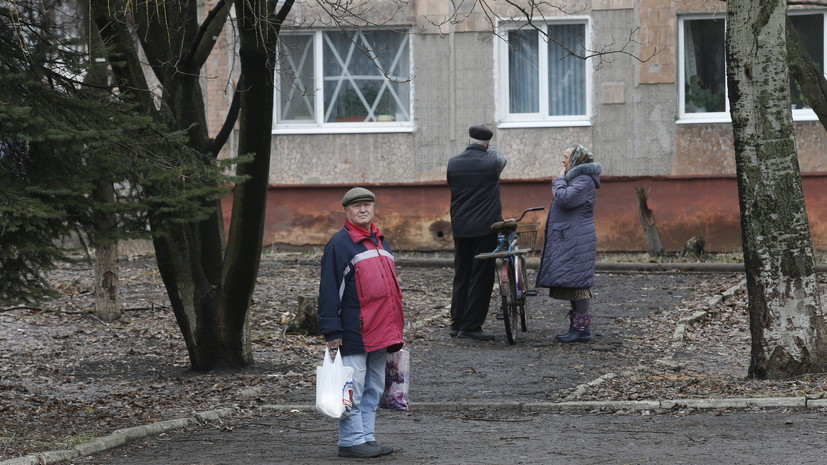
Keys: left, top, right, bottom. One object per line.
{"left": 317, "top": 220, "right": 405, "bottom": 356}
{"left": 535, "top": 162, "right": 602, "bottom": 289}
{"left": 447, "top": 144, "right": 506, "bottom": 238}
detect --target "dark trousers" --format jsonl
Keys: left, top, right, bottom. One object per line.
{"left": 450, "top": 234, "right": 497, "bottom": 332}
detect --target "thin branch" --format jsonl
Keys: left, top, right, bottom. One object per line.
{"left": 425, "top": 0, "right": 663, "bottom": 67}
{"left": 190, "top": 0, "right": 231, "bottom": 69}
{"left": 211, "top": 84, "right": 241, "bottom": 158}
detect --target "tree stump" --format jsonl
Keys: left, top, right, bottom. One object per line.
{"left": 286, "top": 295, "right": 319, "bottom": 335}
{"left": 636, "top": 186, "right": 665, "bottom": 256}
{"left": 684, "top": 235, "right": 706, "bottom": 257}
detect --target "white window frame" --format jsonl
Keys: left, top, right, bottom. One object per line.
{"left": 789, "top": 10, "right": 827, "bottom": 122}
{"left": 678, "top": 11, "right": 827, "bottom": 124}
{"left": 495, "top": 18, "right": 592, "bottom": 128}
{"left": 273, "top": 29, "right": 415, "bottom": 135}
{"left": 677, "top": 14, "right": 729, "bottom": 123}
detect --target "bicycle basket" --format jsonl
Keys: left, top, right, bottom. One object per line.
{"left": 516, "top": 224, "right": 539, "bottom": 251}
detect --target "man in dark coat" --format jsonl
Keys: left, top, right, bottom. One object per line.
{"left": 446, "top": 125, "right": 507, "bottom": 341}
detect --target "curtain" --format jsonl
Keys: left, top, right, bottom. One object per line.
{"left": 547, "top": 24, "right": 585, "bottom": 116}
{"left": 508, "top": 29, "right": 539, "bottom": 113}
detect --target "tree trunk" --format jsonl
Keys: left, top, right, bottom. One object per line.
{"left": 150, "top": 222, "right": 220, "bottom": 370}
{"left": 93, "top": 241, "right": 121, "bottom": 321}
{"left": 726, "top": 0, "right": 827, "bottom": 379}
{"left": 635, "top": 186, "right": 664, "bottom": 256}
{"left": 210, "top": 0, "right": 284, "bottom": 367}
{"left": 86, "top": 15, "right": 122, "bottom": 322}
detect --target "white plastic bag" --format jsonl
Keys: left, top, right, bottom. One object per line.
{"left": 379, "top": 349, "right": 410, "bottom": 411}
{"left": 315, "top": 347, "right": 354, "bottom": 419}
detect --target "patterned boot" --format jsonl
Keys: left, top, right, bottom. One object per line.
{"left": 556, "top": 313, "right": 592, "bottom": 343}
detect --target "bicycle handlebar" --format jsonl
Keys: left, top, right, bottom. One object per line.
{"left": 490, "top": 206, "right": 545, "bottom": 234}
{"left": 512, "top": 206, "right": 545, "bottom": 222}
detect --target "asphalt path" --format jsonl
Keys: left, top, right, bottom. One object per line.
{"left": 6, "top": 268, "right": 827, "bottom": 465}
{"left": 62, "top": 407, "right": 827, "bottom": 464}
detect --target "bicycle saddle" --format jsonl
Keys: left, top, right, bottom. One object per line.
{"left": 490, "top": 219, "right": 518, "bottom": 233}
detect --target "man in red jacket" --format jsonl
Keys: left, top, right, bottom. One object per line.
{"left": 317, "top": 187, "right": 405, "bottom": 458}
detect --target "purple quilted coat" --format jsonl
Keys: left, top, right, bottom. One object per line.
{"left": 535, "top": 162, "right": 602, "bottom": 289}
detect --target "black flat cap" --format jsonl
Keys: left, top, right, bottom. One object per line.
{"left": 468, "top": 125, "right": 493, "bottom": 141}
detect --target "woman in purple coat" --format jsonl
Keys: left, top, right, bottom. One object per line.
{"left": 535, "top": 144, "right": 602, "bottom": 342}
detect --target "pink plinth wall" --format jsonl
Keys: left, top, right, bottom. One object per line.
{"left": 219, "top": 174, "right": 827, "bottom": 252}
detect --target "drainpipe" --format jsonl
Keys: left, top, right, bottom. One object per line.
{"left": 449, "top": 2, "right": 456, "bottom": 148}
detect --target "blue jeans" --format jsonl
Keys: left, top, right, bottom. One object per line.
{"left": 338, "top": 349, "right": 387, "bottom": 447}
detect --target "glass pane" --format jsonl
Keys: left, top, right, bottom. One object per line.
{"left": 322, "top": 30, "right": 411, "bottom": 123}
{"left": 277, "top": 35, "right": 315, "bottom": 121}
{"left": 683, "top": 19, "right": 726, "bottom": 113}
{"left": 789, "top": 14, "right": 824, "bottom": 109}
{"left": 508, "top": 29, "right": 539, "bottom": 113}
{"left": 547, "top": 23, "right": 586, "bottom": 116}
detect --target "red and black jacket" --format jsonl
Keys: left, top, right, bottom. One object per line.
{"left": 317, "top": 220, "right": 404, "bottom": 355}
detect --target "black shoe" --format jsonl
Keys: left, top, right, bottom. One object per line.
{"left": 457, "top": 330, "right": 495, "bottom": 341}
{"left": 366, "top": 441, "right": 394, "bottom": 456}
{"left": 449, "top": 326, "right": 459, "bottom": 337}
{"left": 338, "top": 443, "right": 384, "bottom": 458}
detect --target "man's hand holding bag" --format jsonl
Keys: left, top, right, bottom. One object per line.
{"left": 315, "top": 347, "right": 354, "bottom": 419}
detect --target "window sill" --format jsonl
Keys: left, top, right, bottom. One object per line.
{"left": 676, "top": 115, "right": 731, "bottom": 124}
{"left": 497, "top": 120, "right": 591, "bottom": 129}
{"left": 272, "top": 124, "right": 415, "bottom": 135}
{"left": 678, "top": 111, "right": 821, "bottom": 125}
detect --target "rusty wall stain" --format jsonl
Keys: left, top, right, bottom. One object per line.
{"left": 221, "top": 175, "right": 827, "bottom": 252}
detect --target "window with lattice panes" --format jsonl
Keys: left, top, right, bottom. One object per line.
{"left": 276, "top": 29, "right": 412, "bottom": 129}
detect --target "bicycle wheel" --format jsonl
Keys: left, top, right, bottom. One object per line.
{"left": 499, "top": 260, "right": 518, "bottom": 344}
{"left": 500, "top": 260, "right": 519, "bottom": 345}
{"left": 515, "top": 255, "right": 528, "bottom": 332}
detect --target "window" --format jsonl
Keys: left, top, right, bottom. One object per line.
{"left": 679, "top": 17, "right": 727, "bottom": 118}
{"left": 275, "top": 30, "right": 412, "bottom": 132}
{"left": 679, "top": 12, "right": 827, "bottom": 121}
{"left": 498, "top": 20, "right": 590, "bottom": 127}
{"left": 789, "top": 13, "right": 825, "bottom": 112}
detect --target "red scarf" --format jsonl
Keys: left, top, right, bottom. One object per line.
{"left": 344, "top": 219, "right": 383, "bottom": 243}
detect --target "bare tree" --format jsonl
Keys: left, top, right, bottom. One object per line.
{"left": 726, "top": 0, "right": 827, "bottom": 378}
{"left": 88, "top": 0, "right": 294, "bottom": 370}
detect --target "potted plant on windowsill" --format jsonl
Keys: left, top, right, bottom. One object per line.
{"left": 334, "top": 86, "right": 374, "bottom": 122}
{"left": 685, "top": 75, "right": 725, "bottom": 113}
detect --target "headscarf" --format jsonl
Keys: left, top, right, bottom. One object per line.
{"left": 569, "top": 144, "right": 595, "bottom": 168}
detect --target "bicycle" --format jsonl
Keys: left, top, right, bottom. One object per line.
{"left": 474, "top": 206, "right": 545, "bottom": 344}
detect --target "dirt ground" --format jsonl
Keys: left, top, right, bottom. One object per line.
{"left": 2, "top": 255, "right": 827, "bottom": 462}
